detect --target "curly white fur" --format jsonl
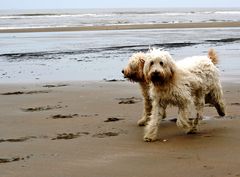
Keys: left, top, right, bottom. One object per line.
{"left": 122, "top": 52, "right": 166, "bottom": 126}
{"left": 143, "top": 48, "right": 225, "bottom": 142}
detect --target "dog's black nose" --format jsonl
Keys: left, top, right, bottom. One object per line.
{"left": 121, "top": 69, "right": 124, "bottom": 74}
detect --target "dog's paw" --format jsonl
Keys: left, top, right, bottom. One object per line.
{"left": 137, "top": 116, "right": 150, "bottom": 126}
{"left": 187, "top": 129, "right": 197, "bottom": 134}
{"left": 143, "top": 131, "right": 158, "bottom": 142}
{"left": 186, "top": 125, "right": 198, "bottom": 134}
{"left": 137, "top": 118, "right": 147, "bottom": 126}
{"left": 176, "top": 119, "right": 185, "bottom": 129}
{"left": 143, "top": 135, "right": 157, "bottom": 142}
{"left": 144, "top": 123, "right": 158, "bottom": 142}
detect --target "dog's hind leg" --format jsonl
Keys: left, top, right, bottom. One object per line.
{"left": 161, "top": 105, "right": 167, "bottom": 120}
{"left": 205, "top": 84, "right": 226, "bottom": 117}
{"left": 194, "top": 91, "right": 205, "bottom": 120}
{"left": 191, "top": 93, "right": 205, "bottom": 133}
{"left": 177, "top": 104, "right": 197, "bottom": 134}
{"left": 214, "top": 100, "right": 225, "bottom": 117}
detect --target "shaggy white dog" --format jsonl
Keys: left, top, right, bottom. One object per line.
{"left": 122, "top": 52, "right": 167, "bottom": 126}
{"left": 143, "top": 48, "right": 225, "bottom": 142}
{"left": 122, "top": 49, "right": 225, "bottom": 128}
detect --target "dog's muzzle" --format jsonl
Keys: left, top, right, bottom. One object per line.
{"left": 150, "top": 71, "right": 164, "bottom": 84}
{"left": 122, "top": 69, "right": 127, "bottom": 78}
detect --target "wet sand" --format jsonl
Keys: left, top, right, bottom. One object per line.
{"left": 1, "top": 21, "right": 240, "bottom": 33}
{"left": 0, "top": 81, "right": 240, "bottom": 177}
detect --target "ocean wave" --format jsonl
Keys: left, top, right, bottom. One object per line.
{"left": 1, "top": 10, "right": 240, "bottom": 20}
{"left": 144, "top": 12, "right": 196, "bottom": 16}
{"left": 0, "top": 13, "right": 113, "bottom": 19}
{"left": 0, "top": 25, "right": 72, "bottom": 30}
{"left": 111, "top": 11, "right": 220, "bottom": 16}
{"left": 121, "top": 11, "right": 240, "bottom": 16}
{"left": 214, "top": 11, "right": 240, "bottom": 15}
{"left": 112, "top": 11, "right": 197, "bottom": 15}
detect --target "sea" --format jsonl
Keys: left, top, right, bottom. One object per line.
{"left": 1, "top": 8, "right": 240, "bottom": 29}
{"left": 0, "top": 8, "right": 240, "bottom": 83}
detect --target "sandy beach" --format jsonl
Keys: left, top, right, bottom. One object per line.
{"left": 0, "top": 8, "right": 240, "bottom": 176}
{"left": 1, "top": 22, "right": 240, "bottom": 33}
{"left": 0, "top": 80, "right": 240, "bottom": 177}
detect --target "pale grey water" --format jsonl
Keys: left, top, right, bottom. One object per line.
{"left": 0, "top": 28, "right": 240, "bottom": 83}
{"left": 1, "top": 8, "right": 240, "bottom": 29}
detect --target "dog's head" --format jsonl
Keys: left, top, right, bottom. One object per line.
{"left": 144, "top": 49, "right": 176, "bottom": 86}
{"left": 122, "top": 52, "right": 146, "bottom": 82}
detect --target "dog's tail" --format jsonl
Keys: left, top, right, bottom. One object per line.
{"left": 208, "top": 48, "right": 218, "bottom": 65}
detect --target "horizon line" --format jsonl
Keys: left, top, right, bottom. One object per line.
{"left": 1, "top": 6, "right": 240, "bottom": 10}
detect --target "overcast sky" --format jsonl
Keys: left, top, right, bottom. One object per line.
{"left": 1, "top": 0, "right": 240, "bottom": 10}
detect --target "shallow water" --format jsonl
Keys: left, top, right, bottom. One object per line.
{"left": 0, "top": 28, "right": 240, "bottom": 83}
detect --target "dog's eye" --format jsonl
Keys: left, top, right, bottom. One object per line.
{"left": 160, "top": 61, "right": 164, "bottom": 66}
{"left": 150, "top": 61, "right": 154, "bottom": 66}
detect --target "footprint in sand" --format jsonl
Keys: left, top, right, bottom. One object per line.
{"left": 49, "top": 114, "right": 98, "bottom": 119}
{"left": 1, "top": 90, "right": 50, "bottom": 95}
{"left": 0, "top": 155, "right": 33, "bottom": 164}
{"left": 0, "top": 157, "right": 23, "bottom": 163}
{"left": 92, "top": 132, "right": 119, "bottom": 138}
{"left": 49, "top": 114, "right": 79, "bottom": 119}
{"left": 42, "top": 84, "right": 68, "bottom": 88}
{"left": 116, "top": 97, "right": 142, "bottom": 104}
{"left": 0, "top": 136, "right": 37, "bottom": 143}
{"left": 21, "top": 105, "right": 62, "bottom": 112}
{"left": 104, "top": 117, "right": 124, "bottom": 122}
{"left": 51, "top": 132, "right": 89, "bottom": 140}
{"left": 230, "top": 102, "right": 240, "bottom": 106}
{"left": 103, "top": 79, "right": 125, "bottom": 82}
{"left": 79, "top": 114, "right": 99, "bottom": 118}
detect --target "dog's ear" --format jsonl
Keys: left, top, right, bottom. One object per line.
{"left": 144, "top": 74, "right": 150, "bottom": 84}
{"left": 143, "top": 63, "right": 151, "bottom": 83}
{"left": 164, "top": 52, "right": 176, "bottom": 80}
{"left": 139, "top": 58, "right": 145, "bottom": 70}
{"left": 168, "top": 62, "right": 176, "bottom": 81}
{"left": 139, "top": 58, "right": 145, "bottom": 64}
{"left": 136, "top": 58, "right": 145, "bottom": 81}
{"left": 170, "top": 63, "right": 175, "bottom": 74}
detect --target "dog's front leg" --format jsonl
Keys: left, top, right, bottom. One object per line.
{"left": 143, "top": 99, "right": 164, "bottom": 142}
{"left": 137, "top": 93, "right": 152, "bottom": 126}
{"left": 138, "top": 83, "right": 154, "bottom": 126}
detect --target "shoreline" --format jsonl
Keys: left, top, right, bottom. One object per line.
{"left": 1, "top": 22, "right": 240, "bottom": 33}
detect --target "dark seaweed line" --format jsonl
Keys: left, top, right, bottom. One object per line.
{"left": 205, "top": 37, "right": 240, "bottom": 43}
{"left": 0, "top": 42, "right": 198, "bottom": 59}
{"left": 0, "top": 37, "right": 239, "bottom": 59}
